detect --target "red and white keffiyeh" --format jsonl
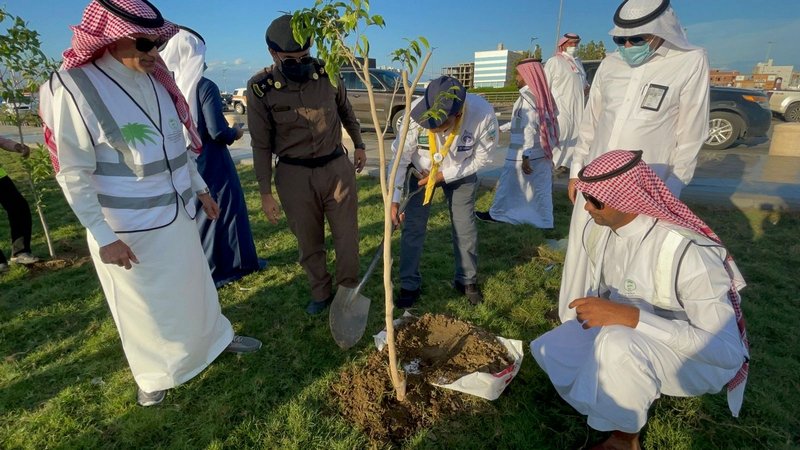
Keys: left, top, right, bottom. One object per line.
{"left": 517, "top": 60, "right": 559, "bottom": 160}
{"left": 41, "top": 0, "right": 202, "bottom": 171}
{"left": 577, "top": 149, "right": 749, "bottom": 416}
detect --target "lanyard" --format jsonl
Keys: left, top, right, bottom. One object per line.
{"left": 423, "top": 112, "right": 464, "bottom": 205}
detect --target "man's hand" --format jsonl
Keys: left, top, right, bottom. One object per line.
{"left": 99, "top": 239, "right": 139, "bottom": 270}
{"left": 568, "top": 178, "right": 578, "bottom": 204}
{"left": 354, "top": 148, "right": 366, "bottom": 173}
{"left": 390, "top": 202, "right": 404, "bottom": 226}
{"left": 198, "top": 193, "right": 220, "bottom": 219}
{"left": 568, "top": 297, "right": 640, "bottom": 329}
{"left": 261, "top": 193, "right": 282, "bottom": 225}
{"left": 521, "top": 156, "right": 533, "bottom": 175}
{"left": 417, "top": 170, "right": 444, "bottom": 187}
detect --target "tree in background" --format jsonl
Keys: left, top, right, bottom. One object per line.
{"left": 0, "top": 8, "right": 59, "bottom": 257}
{"left": 576, "top": 40, "right": 607, "bottom": 60}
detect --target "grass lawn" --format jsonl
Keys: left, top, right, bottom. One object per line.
{"left": 1, "top": 149, "right": 799, "bottom": 449}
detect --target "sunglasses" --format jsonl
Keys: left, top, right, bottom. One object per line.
{"left": 280, "top": 55, "right": 314, "bottom": 67}
{"left": 612, "top": 35, "right": 649, "bottom": 46}
{"left": 127, "top": 36, "right": 167, "bottom": 53}
{"left": 582, "top": 192, "right": 605, "bottom": 210}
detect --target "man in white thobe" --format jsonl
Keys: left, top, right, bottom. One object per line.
{"left": 476, "top": 59, "right": 558, "bottom": 228}
{"left": 559, "top": 0, "right": 710, "bottom": 321}
{"left": 39, "top": 0, "right": 261, "bottom": 407}
{"left": 532, "top": 150, "right": 748, "bottom": 450}
{"left": 545, "top": 32, "right": 588, "bottom": 172}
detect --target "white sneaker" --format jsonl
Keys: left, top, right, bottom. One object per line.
{"left": 10, "top": 252, "right": 39, "bottom": 265}
{"left": 0, "top": 262, "right": 8, "bottom": 273}
{"left": 137, "top": 388, "right": 166, "bottom": 407}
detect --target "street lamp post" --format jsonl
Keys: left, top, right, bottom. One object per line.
{"left": 554, "top": 0, "right": 564, "bottom": 53}
{"left": 529, "top": 37, "right": 539, "bottom": 56}
{"left": 765, "top": 41, "right": 774, "bottom": 63}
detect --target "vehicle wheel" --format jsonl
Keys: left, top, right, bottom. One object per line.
{"left": 704, "top": 111, "right": 741, "bottom": 150}
{"left": 234, "top": 102, "right": 246, "bottom": 114}
{"left": 784, "top": 103, "right": 800, "bottom": 122}
{"left": 390, "top": 108, "right": 405, "bottom": 134}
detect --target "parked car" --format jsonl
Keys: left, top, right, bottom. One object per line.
{"left": 705, "top": 86, "right": 771, "bottom": 149}
{"left": 231, "top": 87, "right": 247, "bottom": 114}
{"left": 220, "top": 92, "right": 233, "bottom": 112}
{"left": 768, "top": 89, "right": 800, "bottom": 122}
{"left": 340, "top": 68, "right": 424, "bottom": 133}
{"left": 581, "top": 60, "right": 771, "bottom": 150}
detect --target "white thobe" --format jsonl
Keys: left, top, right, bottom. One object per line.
{"left": 532, "top": 216, "right": 746, "bottom": 433}
{"left": 559, "top": 43, "right": 710, "bottom": 320}
{"left": 51, "top": 52, "right": 233, "bottom": 392}
{"left": 489, "top": 87, "right": 553, "bottom": 227}
{"left": 545, "top": 52, "right": 587, "bottom": 169}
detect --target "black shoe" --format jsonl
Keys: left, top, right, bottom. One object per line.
{"left": 395, "top": 287, "right": 421, "bottom": 308}
{"left": 306, "top": 294, "right": 334, "bottom": 315}
{"left": 454, "top": 281, "right": 483, "bottom": 305}
{"left": 475, "top": 211, "right": 500, "bottom": 223}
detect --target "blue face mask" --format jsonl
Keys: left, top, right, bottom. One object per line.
{"left": 618, "top": 44, "right": 655, "bottom": 67}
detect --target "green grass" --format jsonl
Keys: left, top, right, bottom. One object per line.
{"left": 1, "top": 150, "right": 799, "bottom": 449}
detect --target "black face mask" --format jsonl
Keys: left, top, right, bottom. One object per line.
{"left": 280, "top": 56, "right": 315, "bottom": 82}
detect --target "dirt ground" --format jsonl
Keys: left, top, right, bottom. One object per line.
{"left": 330, "top": 313, "right": 514, "bottom": 444}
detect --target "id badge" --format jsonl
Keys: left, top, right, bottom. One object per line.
{"left": 641, "top": 84, "right": 668, "bottom": 111}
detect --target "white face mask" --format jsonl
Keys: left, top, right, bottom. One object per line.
{"left": 564, "top": 46, "right": 577, "bottom": 56}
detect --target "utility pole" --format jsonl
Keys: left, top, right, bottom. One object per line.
{"left": 222, "top": 67, "right": 227, "bottom": 92}
{"left": 554, "top": 0, "right": 564, "bottom": 53}
{"left": 765, "top": 41, "right": 774, "bottom": 63}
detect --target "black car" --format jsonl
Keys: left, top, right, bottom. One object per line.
{"left": 582, "top": 60, "right": 772, "bottom": 150}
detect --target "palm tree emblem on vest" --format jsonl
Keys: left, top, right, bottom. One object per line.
{"left": 121, "top": 123, "right": 158, "bottom": 147}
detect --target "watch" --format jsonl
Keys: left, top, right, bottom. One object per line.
{"left": 354, "top": 143, "right": 366, "bottom": 150}
{"left": 196, "top": 187, "right": 210, "bottom": 196}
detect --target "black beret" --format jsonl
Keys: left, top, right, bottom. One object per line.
{"left": 411, "top": 76, "right": 467, "bottom": 130}
{"left": 265, "top": 14, "right": 310, "bottom": 52}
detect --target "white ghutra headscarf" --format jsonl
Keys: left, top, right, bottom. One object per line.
{"left": 160, "top": 27, "right": 206, "bottom": 146}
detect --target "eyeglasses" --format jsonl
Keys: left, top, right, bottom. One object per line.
{"left": 279, "top": 54, "right": 314, "bottom": 67}
{"left": 612, "top": 35, "right": 649, "bottom": 46}
{"left": 582, "top": 192, "right": 605, "bottom": 210}
{"left": 127, "top": 36, "right": 167, "bottom": 53}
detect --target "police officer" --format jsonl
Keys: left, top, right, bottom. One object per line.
{"left": 247, "top": 14, "right": 367, "bottom": 315}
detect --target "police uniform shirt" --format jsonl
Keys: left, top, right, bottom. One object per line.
{"left": 246, "top": 64, "right": 364, "bottom": 194}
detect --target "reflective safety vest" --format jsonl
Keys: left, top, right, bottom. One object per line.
{"left": 584, "top": 220, "right": 729, "bottom": 312}
{"left": 53, "top": 63, "right": 196, "bottom": 233}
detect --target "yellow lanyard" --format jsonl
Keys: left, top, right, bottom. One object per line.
{"left": 423, "top": 112, "right": 464, "bottom": 205}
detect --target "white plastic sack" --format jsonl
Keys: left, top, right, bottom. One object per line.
{"left": 373, "top": 315, "right": 524, "bottom": 401}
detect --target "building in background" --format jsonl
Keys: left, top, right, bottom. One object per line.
{"left": 710, "top": 69, "right": 739, "bottom": 86}
{"left": 441, "top": 62, "right": 475, "bottom": 89}
{"left": 473, "top": 43, "right": 523, "bottom": 88}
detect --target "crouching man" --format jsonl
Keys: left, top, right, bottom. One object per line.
{"left": 531, "top": 150, "right": 749, "bottom": 449}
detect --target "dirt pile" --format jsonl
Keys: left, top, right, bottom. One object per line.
{"left": 330, "top": 313, "right": 513, "bottom": 443}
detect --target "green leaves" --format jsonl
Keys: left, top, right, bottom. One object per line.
{"left": 291, "top": 1, "right": 388, "bottom": 85}
{"left": 417, "top": 86, "right": 461, "bottom": 125}
{"left": 390, "top": 36, "right": 429, "bottom": 75}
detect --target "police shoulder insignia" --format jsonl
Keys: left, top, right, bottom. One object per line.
{"left": 251, "top": 82, "right": 265, "bottom": 98}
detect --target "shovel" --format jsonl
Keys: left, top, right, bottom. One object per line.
{"left": 329, "top": 168, "right": 426, "bottom": 350}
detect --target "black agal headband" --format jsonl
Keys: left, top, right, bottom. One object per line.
{"left": 578, "top": 150, "right": 644, "bottom": 182}
{"left": 96, "top": 0, "right": 165, "bottom": 28}
{"left": 613, "top": 0, "right": 670, "bottom": 29}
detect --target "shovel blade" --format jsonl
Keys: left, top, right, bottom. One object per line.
{"left": 329, "top": 287, "right": 371, "bottom": 350}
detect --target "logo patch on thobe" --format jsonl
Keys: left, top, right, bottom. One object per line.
{"left": 624, "top": 279, "right": 637, "bottom": 293}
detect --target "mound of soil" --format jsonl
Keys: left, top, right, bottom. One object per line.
{"left": 330, "top": 313, "right": 513, "bottom": 443}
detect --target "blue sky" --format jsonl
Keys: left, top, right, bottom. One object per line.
{"left": 4, "top": 0, "right": 799, "bottom": 92}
